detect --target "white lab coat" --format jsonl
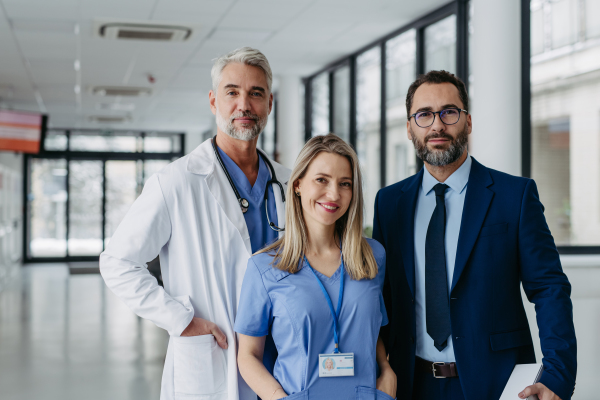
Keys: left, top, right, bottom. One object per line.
{"left": 100, "top": 138, "right": 290, "bottom": 400}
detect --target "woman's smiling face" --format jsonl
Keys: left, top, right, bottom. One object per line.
{"left": 295, "top": 152, "right": 353, "bottom": 229}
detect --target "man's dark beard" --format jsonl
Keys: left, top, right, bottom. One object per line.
{"left": 411, "top": 125, "right": 469, "bottom": 167}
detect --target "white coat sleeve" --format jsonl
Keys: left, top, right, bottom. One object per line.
{"left": 99, "top": 174, "right": 194, "bottom": 337}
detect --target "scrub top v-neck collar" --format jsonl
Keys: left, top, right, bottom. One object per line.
{"left": 303, "top": 259, "right": 343, "bottom": 285}
{"left": 216, "top": 146, "right": 278, "bottom": 253}
{"left": 217, "top": 146, "right": 269, "bottom": 201}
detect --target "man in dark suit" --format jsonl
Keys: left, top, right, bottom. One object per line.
{"left": 373, "top": 70, "right": 576, "bottom": 400}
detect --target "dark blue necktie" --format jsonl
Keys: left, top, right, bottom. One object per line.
{"left": 426, "top": 183, "right": 451, "bottom": 352}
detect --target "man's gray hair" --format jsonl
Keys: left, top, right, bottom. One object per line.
{"left": 211, "top": 47, "right": 273, "bottom": 93}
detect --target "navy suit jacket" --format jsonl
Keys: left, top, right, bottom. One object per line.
{"left": 373, "top": 158, "right": 576, "bottom": 400}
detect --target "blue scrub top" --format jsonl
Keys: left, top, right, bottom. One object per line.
{"left": 217, "top": 147, "right": 278, "bottom": 253}
{"left": 234, "top": 238, "right": 390, "bottom": 400}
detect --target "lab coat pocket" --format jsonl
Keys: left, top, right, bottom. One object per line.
{"left": 173, "top": 334, "right": 227, "bottom": 399}
{"left": 355, "top": 386, "right": 396, "bottom": 400}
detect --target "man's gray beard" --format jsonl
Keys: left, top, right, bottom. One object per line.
{"left": 411, "top": 125, "right": 469, "bottom": 167}
{"left": 216, "top": 108, "right": 266, "bottom": 142}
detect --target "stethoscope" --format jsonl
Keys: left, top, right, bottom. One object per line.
{"left": 211, "top": 136, "right": 286, "bottom": 232}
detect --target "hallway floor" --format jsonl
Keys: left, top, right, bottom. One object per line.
{"left": 0, "top": 264, "right": 168, "bottom": 400}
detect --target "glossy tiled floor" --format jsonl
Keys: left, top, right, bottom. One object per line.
{"left": 1, "top": 261, "right": 597, "bottom": 399}
{"left": 0, "top": 264, "right": 168, "bottom": 400}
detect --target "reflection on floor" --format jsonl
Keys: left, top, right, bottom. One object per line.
{"left": 0, "top": 264, "right": 168, "bottom": 400}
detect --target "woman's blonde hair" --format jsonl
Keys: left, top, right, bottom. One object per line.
{"left": 257, "top": 133, "right": 377, "bottom": 280}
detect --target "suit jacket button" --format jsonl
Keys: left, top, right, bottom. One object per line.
{"left": 410, "top": 336, "right": 415, "bottom": 343}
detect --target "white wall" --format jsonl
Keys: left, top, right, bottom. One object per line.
{"left": 469, "top": 0, "right": 522, "bottom": 176}
{"left": 524, "top": 257, "right": 599, "bottom": 400}
{"left": 275, "top": 75, "right": 304, "bottom": 169}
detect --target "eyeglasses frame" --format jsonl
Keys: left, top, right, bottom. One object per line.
{"left": 408, "top": 108, "right": 469, "bottom": 128}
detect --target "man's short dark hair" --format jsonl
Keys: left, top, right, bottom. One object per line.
{"left": 405, "top": 70, "right": 469, "bottom": 117}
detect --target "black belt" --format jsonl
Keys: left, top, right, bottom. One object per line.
{"left": 415, "top": 357, "right": 459, "bottom": 378}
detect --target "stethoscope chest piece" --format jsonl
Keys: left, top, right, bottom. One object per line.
{"left": 211, "top": 135, "right": 285, "bottom": 230}
{"left": 239, "top": 198, "right": 249, "bottom": 213}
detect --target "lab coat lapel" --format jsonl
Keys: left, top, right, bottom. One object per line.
{"left": 188, "top": 140, "right": 252, "bottom": 256}
{"left": 451, "top": 158, "right": 494, "bottom": 292}
{"left": 396, "top": 169, "right": 423, "bottom": 299}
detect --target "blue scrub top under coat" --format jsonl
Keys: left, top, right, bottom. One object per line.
{"left": 234, "top": 238, "right": 390, "bottom": 400}
{"left": 217, "top": 147, "right": 278, "bottom": 253}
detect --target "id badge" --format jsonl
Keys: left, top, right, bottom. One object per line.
{"left": 318, "top": 353, "right": 355, "bottom": 377}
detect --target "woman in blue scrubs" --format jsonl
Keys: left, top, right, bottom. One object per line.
{"left": 235, "top": 134, "right": 396, "bottom": 400}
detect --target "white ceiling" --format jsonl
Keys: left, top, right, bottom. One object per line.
{"left": 0, "top": 0, "right": 447, "bottom": 133}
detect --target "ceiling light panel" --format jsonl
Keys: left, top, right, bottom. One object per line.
{"left": 92, "top": 86, "right": 152, "bottom": 97}
{"left": 94, "top": 20, "right": 193, "bottom": 42}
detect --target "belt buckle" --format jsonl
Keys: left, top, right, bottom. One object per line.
{"left": 432, "top": 362, "right": 446, "bottom": 379}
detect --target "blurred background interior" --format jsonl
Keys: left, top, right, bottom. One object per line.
{"left": 0, "top": 0, "right": 599, "bottom": 398}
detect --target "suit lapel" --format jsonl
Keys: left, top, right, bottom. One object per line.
{"left": 451, "top": 158, "right": 494, "bottom": 292}
{"left": 396, "top": 169, "right": 423, "bottom": 298}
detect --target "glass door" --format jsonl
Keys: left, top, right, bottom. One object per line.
{"left": 104, "top": 160, "right": 138, "bottom": 247}
{"left": 68, "top": 160, "right": 103, "bottom": 256}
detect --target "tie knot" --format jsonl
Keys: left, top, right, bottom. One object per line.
{"left": 433, "top": 183, "right": 448, "bottom": 197}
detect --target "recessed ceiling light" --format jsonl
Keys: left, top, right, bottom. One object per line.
{"left": 97, "top": 103, "right": 136, "bottom": 111}
{"left": 92, "top": 86, "right": 152, "bottom": 97}
{"left": 89, "top": 115, "right": 131, "bottom": 123}
{"left": 98, "top": 22, "right": 192, "bottom": 41}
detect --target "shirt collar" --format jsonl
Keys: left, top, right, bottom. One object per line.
{"left": 217, "top": 146, "right": 270, "bottom": 198}
{"left": 422, "top": 154, "right": 472, "bottom": 196}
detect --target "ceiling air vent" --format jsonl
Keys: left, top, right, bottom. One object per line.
{"left": 89, "top": 115, "right": 130, "bottom": 124}
{"left": 99, "top": 23, "right": 192, "bottom": 41}
{"left": 92, "top": 86, "right": 152, "bottom": 97}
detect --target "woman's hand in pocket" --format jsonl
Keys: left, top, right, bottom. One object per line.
{"left": 181, "top": 317, "right": 228, "bottom": 349}
{"left": 376, "top": 365, "right": 397, "bottom": 399}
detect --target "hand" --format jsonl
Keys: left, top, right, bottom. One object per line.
{"left": 376, "top": 365, "right": 397, "bottom": 399}
{"left": 519, "top": 383, "right": 562, "bottom": 400}
{"left": 180, "top": 317, "right": 228, "bottom": 349}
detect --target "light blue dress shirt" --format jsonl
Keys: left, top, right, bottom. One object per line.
{"left": 234, "top": 239, "right": 391, "bottom": 400}
{"left": 217, "top": 147, "right": 278, "bottom": 253}
{"left": 414, "top": 155, "right": 472, "bottom": 362}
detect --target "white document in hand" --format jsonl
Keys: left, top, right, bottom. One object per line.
{"left": 499, "top": 363, "right": 544, "bottom": 400}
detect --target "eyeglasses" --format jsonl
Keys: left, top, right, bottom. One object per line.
{"left": 408, "top": 108, "right": 468, "bottom": 128}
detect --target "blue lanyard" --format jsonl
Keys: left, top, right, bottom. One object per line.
{"left": 304, "top": 254, "right": 345, "bottom": 354}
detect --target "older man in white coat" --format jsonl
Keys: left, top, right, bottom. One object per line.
{"left": 100, "top": 47, "right": 290, "bottom": 400}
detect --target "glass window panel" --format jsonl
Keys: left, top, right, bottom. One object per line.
{"left": 68, "top": 160, "right": 103, "bottom": 256}
{"left": 261, "top": 100, "right": 276, "bottom": 159}
{"left": 531, "top": 6, "right": 545, "bottom": 56}
{"left": 144, "top": 160, "right": 170, "bottom": 184}
{"left": 105, "top": 161, "right": 138, "bottom": 247}
{"left": 425, "top": 15, "right": 457, "bottom": 74}
{"left": 44, "top": 131, "right": 68, "bottom": 151}
{"left": 356, "top": 47, "right": 381, "bottom": 235}
{"left": 333, "top": 66, "right": 350, "bottom": 142}
{"left": 586, "top": 0, "right": 600, "bottom": 39}
{"left": 29, "top": 159, "right": 67, "bottom": 257}
{"left": 144, "top": 135, "right": 177, "bottom": 153}
{"left": 311, "top": 73, "right": 330, "bottom": 137}
{"left": 531, "top": 0, "right": 600, "bottom": 246}
{"left": 70, "top": 132, "right": 138, "bottom": 152}
{"left": 551, "top": 0, "right": 578, "bottom": 49}
{"left": 386, "top": 29, "right": 417, "bottom": 186}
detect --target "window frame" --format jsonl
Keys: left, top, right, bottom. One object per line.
{"left": 303, "top": 0, "right": 470, "bottom": 189}
{"left": 521, "top": 0, "right": 600, "bottom": 254}
{"left": 23, "top": 129, "right": 185, "bottom": 263}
